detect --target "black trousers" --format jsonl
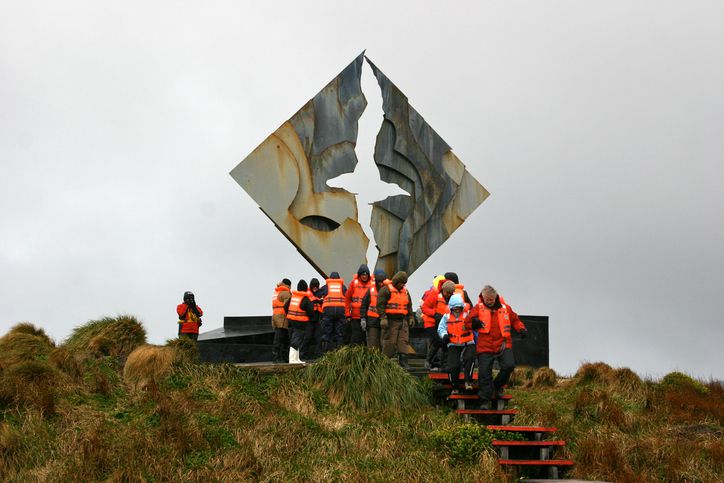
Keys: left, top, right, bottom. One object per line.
{"left": 301, "top": 321, "right": 318, "bottom": 359}
{"left": 348, "top": 318, "right": 366, "bottom": 346}
{"left": 272, "top": 328, "right": 289, "bottom": 362}
{"left": 425, "top": 327, "right": 445, "bottom": 366}
{"left": 321, "top": 311, "right": 347, "bottom": 350}
{"left": 477, "top": 348, "right": 516, "bottom": 400}
{"left": 447, "top": 344, "right": 476, "bottom": 389}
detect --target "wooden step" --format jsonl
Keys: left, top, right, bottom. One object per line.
{"left": 492, "top": 440, "right": 566, "bottom": 447}
{"left": 498, "top": 459, "right": 574, "bottom": 467}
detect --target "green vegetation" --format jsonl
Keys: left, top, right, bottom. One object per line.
{"left": 1, "top": 320, "right": 722, "bottom": 482}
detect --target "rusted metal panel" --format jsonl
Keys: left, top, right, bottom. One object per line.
{"left": 366, "top": 56, "right": 489, "bottom": 276}
{"left": 230, "top": 54, "right": 369, "bottom": 279}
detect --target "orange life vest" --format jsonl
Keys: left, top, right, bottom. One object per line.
{"left": 307, "top": 290, "right": 322, "bottom": 314}
{"left": 272, "top": 285, "right": 289, "bottom": 316}
{"left": 287, "top": 291, "right": 310, "bottom": 323}
{"left": 347, "top": 275, "right": 373, "bottom": 318}
{"left": 445, "top": 310, "right": 473, "bottom": 345}
{"left": 385, "top": 283, "right": 409, "bottom": 315}
{"left": 366, "top": 285, "right": 380, "bottom": 319}
{"left": 322, "top": 278, "right": 345, "bottom": 309}
{"left": 454, "top": 284, "right": 471, "bottom": 311}
{"left": 476, "top": 299, "right": 511, "bottom": 339}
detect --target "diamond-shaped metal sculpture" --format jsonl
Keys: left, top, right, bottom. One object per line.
{"left": 230, "top": 53, "right": 488, "bottom": 279}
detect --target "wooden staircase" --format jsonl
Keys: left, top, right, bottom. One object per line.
{"left": 427, "top": 372, "right": 574, "bottom": 479}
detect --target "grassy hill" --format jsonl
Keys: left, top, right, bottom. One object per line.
{"left": 0, "top": 319, "right": 721, "bottom": 482}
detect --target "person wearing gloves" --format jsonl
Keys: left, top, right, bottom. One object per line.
{"left": 316, "top": 272, "right": 348, "bottom": 353}
{"left": 437, "top": 294, "right": 476, "bottom": 394}
{"left": 177, "top": 291, "right": 203, "bottom": 341}
{"left": 285, "top": 280, "right": 316, "bottom": 364}
{"left": 271, "top": 278, "right": 292, "bottom": 363}
{"left": 344, "top": 264, "right": 374, "bottom": 346}
{"left": 360, "top": 269, "right": 388, "bottom": 350}
{"left": 376, "top": 271, "right": 415, "bottom": 367}
{"left": 467, "top": 285, "right": 528, "bottom": 408}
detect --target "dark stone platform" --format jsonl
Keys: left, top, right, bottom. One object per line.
{"left": 198, "top": 315, "right": 549, "bottom": 367}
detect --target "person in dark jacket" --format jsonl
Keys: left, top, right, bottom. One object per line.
{"left": 302, "top": 277, "right": 323, "bottom": 360}
{"left": 360, "top": 269, "right": 387, "bottom": 350}
{"left": 376, "top": 271, "right": 415, "bottom": 367}
{"left": 285, "top": 280, "right": 316, "bottom": 364}
{"left": 309, "top": 278, "right": 324, "bottom": 358}
{"left": 444, "top": 271, "right": 474, "bottom": 307}
{"left": 177, "top": 291, "right": 203, "bottom": 341}
{"left": 317, "top": 271, "right": 348, "bottom": 353}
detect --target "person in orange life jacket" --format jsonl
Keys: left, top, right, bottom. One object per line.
{"left": 437, "top": 294, "right": 476, "bottom": 394}
{"left": 359, "top": 269, "right": 388, "bottom": 350}
{"left": 285, "top": 279, "right": 316, "bottom": 364}
{"left": 421, "top": 278, "right": 455, "bottom": 370}
{"left": 271, "top": 278, "right": 292, "bottom": 363}
{"left": 344, "top": 264, "right": 373, "bottom": 346}
{"left": 317, "top": 272, "right": 348, "bottom": 353}
{"left": 443, "top": 272, "right": 473, "bottom": 308}
{"left": 376, "top": 271, "right": 415, "bottom": 367}
{"left": 308, "top": 278, "right": 325, "bottom": 359}
{"left": 301, "top": 277, "right": 322, "bottom": 360}
{"left": 177, "top": 291, "right": 203, "bottom": 341}
{"left": 467, "top": 285, "right": 527, "bottom": 408}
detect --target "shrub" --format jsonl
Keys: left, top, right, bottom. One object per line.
{"left": 430, "top": 423, "right": 497, "bottom": 463}
{"left": 65, "top": 315, "right": 146, "bottom": 359}
{"left": 304, "top": 345, "right": 428, "bottom": 413}
{"left": 530, "top": 367, "right": 557, "bottom": 387}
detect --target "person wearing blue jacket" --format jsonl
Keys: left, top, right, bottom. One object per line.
{"left": 438, "top": 294, "right": 476, "bottom": 394}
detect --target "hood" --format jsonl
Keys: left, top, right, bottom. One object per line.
{"left": 374, "top": 269, "right": 388, "bottom": 283}
{"left": 448, "top": 294, "right": 464, "bottom": 309}
{"left": 309, "top": 278, "right": 320, "bottom": 290}
{"left": 391, "top": 271, "right": 408, "bottom": 285}
{"left": 432, "top": 275, "right": 445, "bottom": 290}
{"left": 444, "top": 272, "right": 459, "bottom": 284}
{"left": 357, "top": 264, "right": 370, "bottom": 276}
{"left": 297, "top": 280, "right": 308, "bottom": 291}
{"left": 330, "top": 271, "right": 340, "bottom": 279}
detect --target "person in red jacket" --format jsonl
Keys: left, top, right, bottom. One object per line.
{"left": 345, "top": 264, "right": 373, "bottom": 346}
{"left": 466, "top": 285, "right": 527, "bottom": 408}
{"left": 177, "top": 291, "right": 203, "bottom": 341}
{"left": 421, "top": 277, "right": 454, "bottom": 370}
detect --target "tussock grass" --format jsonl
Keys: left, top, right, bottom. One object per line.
{"left": 305, "top": 345, "right": 428, "bottom": 413}
{"left": 575, "top": 361, "right": 615, "bottom": 384}
{"left": 529, "top": 366, "right": 557, "bottom": 387}
{"left": 123, "top": 345, "right": 177, "bottom": 390}
{"left": 0, "top": 360, "right": 57, "bottom": 415}
{"left": 64, "top": 315, "right": 146, "bottom": 359}
{"left": 0, "top": 325, "right": 55, "bottom": 368}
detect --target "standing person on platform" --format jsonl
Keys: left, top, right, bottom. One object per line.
{"left": 317, "top": 272, "right": 348, "bottom": 353}
{"left": 467, "top": 285, "right": 528, "bottom": 408}
{"left": 304, "top": 278, "right": 323, "bottom": 360}
{"left": 376, "top": 271, "right": 415, "bottom": 368}
{"left": 286, "top": 280, "right": 316, "bottom": 364}
{"left": 271, "top": 278, "right": 292, "bottom": 363}
{"left": 345, "top": 264, "right": 373, "bottom": 346}
{"left": 421, "top": 277, "right": 455, "bottom": 370}
{"left": 177, "top": 291, "right": 203, "bottom": 341}
{"left": 443, "top": 272, "right": 473, "bottom": 308}
{"left": 360, "top": 269, "right": 387, "bottom": 350}
{"left": 437, "top": 294, "right": 475, "bottom": 394}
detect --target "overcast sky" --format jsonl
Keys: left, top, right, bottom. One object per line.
{"left": 1, "top": 1, "right": 722, "bottom": 380}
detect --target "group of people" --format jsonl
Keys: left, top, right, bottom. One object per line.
{"left": 271, "top": 265, "right": 415, "bottom": 366}
{"left": 272, "top": 267, "right": 529, "bottom": 408}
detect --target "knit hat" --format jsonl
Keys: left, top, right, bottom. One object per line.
{"left": 374, "top": 269, "right": 387, "bottom": 283}
{"left": 391, "top": 271, "right": 408, "bottom": 285}
{"left": 282, "top": 278, "right": 292, "bottom": 287}
{"left": 297, "top": 279, "right": 308, "bottom": 291}
{"left": 444, "top": 272, "right": 459, "bottom": 284}
{"left": 441, "top": 281, "right": 455, "bottom": 295}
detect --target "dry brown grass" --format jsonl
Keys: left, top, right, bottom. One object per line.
{"left": 575, "top": 361, "right": 615, "bottom": 384}
{"left": 123, "top": 344, "right": 176, "bottom": 390}
{"left": 65, "top": 315, "right": 146, "bottom": 360}
{"left": 572, "top": 429, "right": 636, "bottom": 482}
{"left": 529, "top": 366, "right": 558, "bottom": 387}
{"left": 659, "top": 379, "right": 724, "bottom": 425}
{"left": 48, "top": 346, "right": 82, "bottom": 379}
{"left": 0, "top": 360, "right": 57, "bottom": 415}
{"left": 507, "top": 365, "right": 535, "bottom": 388}
{"left": 574, "top": 386, "right": 627, "bottom": 429}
